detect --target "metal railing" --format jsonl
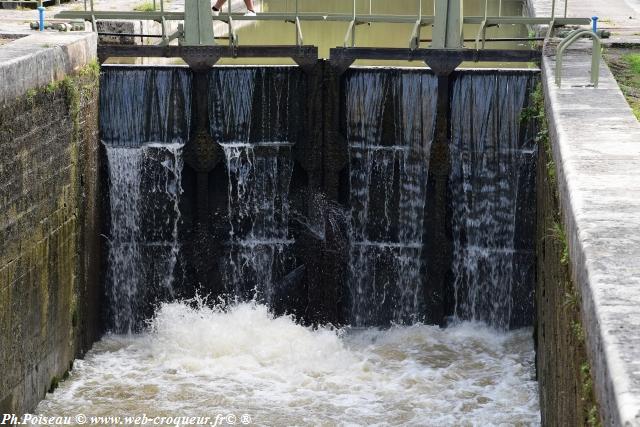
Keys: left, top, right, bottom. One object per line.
{"left": 55, "top": 0, "right": 590, "bottom": 50}
{"left": 555, "top": 28, "right": 601, "bottom": 87}
{"left": 0, "top": 0, "right": 46, "bottom": 5}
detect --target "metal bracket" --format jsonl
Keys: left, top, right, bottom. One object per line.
{"left": 408, "top": 0, "right": 423, "bottom": 50}
{"left": 343, "top": 20, "right": 356, "bottom": 48}
{"left": 474, "top": 0, "right": 489, "bottom": 50}
{"left": 159, "top": 25, "right": 182, "bottom": 47}
{"left": 295, "top": 16, "right": 304, "bottom": 47}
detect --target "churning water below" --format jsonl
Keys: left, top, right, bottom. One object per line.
{"left": 34, "top": 302, "right": 539, "bottom": 426}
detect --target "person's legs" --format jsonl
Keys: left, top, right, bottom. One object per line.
{"left": 212, "top": 0, "right": 226, "bottom": 11}
{"left": 213, "top": 0, "right": 255, "bottom": 12}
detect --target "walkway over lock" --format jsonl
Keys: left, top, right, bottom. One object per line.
{"left": 54, "top": 0, "right": 592, "bottom": 75}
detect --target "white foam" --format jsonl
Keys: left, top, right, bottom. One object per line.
{"left": 35, "top": 302, "right": 540, "bottom": 426}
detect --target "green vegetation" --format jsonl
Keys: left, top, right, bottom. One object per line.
{"left": 134, "top": 1, "right": 156, "bottom": 12}
{"left": 48, "top": 376, "right": 60, "bottom": 394}
{"left": 550, "top": 221, "right": 569, "bottom": 266}
{"left": 25, "top": 88, "right": 38, "bottom": 106}
{"left": 621, "top": 53, "right": 640, "bottom": 120}
{"left": 625, "top": 53, "right": 640, "bottom": 74}
{"left": 572, "top": 321, "right": 585, "bottom": 343}
{"left": 581, "top": 362, "right": 601, "bottom": 427}
{"left": 604, "top": 49, "right": 640, "bottom": 120}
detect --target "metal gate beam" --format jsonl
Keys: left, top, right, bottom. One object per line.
{"left": 432, "top": 0, "right": 464, "bottom": 49}
{"left": 181, "top": 0, "right": 215, "bottom": 46}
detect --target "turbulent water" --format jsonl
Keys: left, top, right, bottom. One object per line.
{"left": 345, "top": 70, "right": 437, "bottom": 326}
{"left": 34, "top": 302, "right": 539, "bottom": 426}
{"left": 93, "top": 66, "right": 540, "bottom": 427}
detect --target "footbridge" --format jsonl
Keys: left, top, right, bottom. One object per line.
{"left": 54, "top": 0, "right": 590, "bottom": 74}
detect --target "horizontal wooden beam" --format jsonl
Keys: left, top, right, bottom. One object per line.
{"left": 329, "top": 47, "right": 540, "bottom": 62}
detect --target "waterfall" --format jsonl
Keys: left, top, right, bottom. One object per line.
{"left": 344, "top": 70, "right": 438, "bottom": 326}
{"left": 210, "top": 68, "right": 298, "bottom": 303}
{"left": 101, "top": 67, "right": 190, "bottom": 332}
{"left": 106, "top": 147, "right": 143, "bottom": 333}
{"left": 106, "top": 144, "right": 184, "bottom": 333}
{"left": 450, "top": 73, "right": 536, "bottom": 329}
{"left": 100, "top": 67, "right": 191, "bottom": 147}
{"left": 222, "top": 143, "right": 294, "bottom": 303}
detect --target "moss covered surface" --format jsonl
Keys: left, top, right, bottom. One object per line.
{"left": 0, "top": 61, "right": 102, "bottom": 414}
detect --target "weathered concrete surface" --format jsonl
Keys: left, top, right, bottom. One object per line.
{"left": 541, "top": 40, "right": 640, "bottom": 426}
{"left": 0, "top": 32, "right": 101, "bottom": 414}
{"left": 0, "top": 32, "right": 97, "bottom": 107}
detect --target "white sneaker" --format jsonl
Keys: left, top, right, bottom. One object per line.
{"left": 212, "top": 8, "right": 220, "bottom": 16}
{"left": 244, "top": 10, "right": 256, "bottom": 16}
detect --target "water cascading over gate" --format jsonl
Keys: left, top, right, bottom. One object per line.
{"left": 209, "top": 68, "right": 303, "bottom": 304}
{"left": 99, "top": 65, "right": 538, "bottom": 331}
{"left": 344, "top": 70, "right": 438, "bottom": 326}
{"left": 449, "top": 72, "right": 537, "bottom": 329}
{"left": 101, "top": 67, "right": 191, "bottom": 332}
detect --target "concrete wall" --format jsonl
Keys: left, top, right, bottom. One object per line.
{"left": 0, "top": 33, "right": 101, "bottom": 415}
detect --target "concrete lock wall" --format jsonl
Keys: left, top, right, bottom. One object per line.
{"left": 0, "top": 33, "right": 101, "bottom": 415}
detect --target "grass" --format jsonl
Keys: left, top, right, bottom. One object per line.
{"left": 604, "top": 49, "right": 640, "bottom": 120}
{"left": 133, "top": 1, "right": 156, "bottom": 12}
{"left": 624, "top": 53, "right": 640, "bottom": 75}
{"left": 621, "top": 53, "right": 640, "bottom": 120}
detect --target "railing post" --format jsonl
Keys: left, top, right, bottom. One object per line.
{"left": 228, "top": 0, "right": 232, "bottom": 47}
{"left": 160, "top": 0, "right": 167, "bottom": 44}
{"left": 475, "top": 0, "right": 489, "bottom": 50}
{"left": 351, "top": 0, "right": 356, "bottom": 47}
{"left": 546, "top": 0, "right": 556, "bottom": 38}
{"left": 409, "top": 0, "right": 422, "bottom": 50}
